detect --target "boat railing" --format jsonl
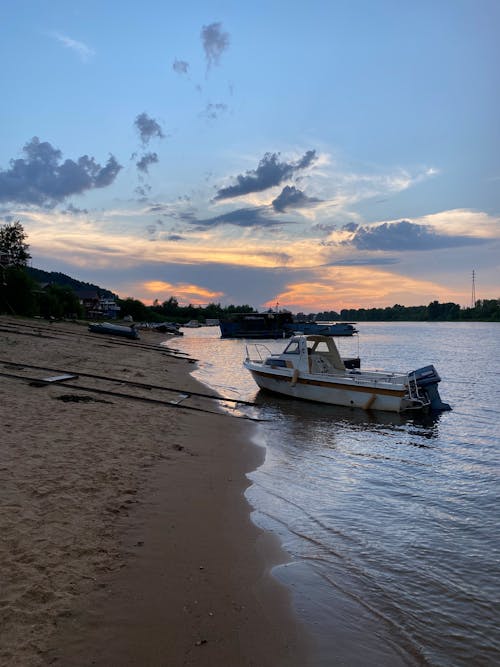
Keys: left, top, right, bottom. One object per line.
{"left": 345, "top": 369, "right": 408, "bottom": 387}
{"left": 245, "top": 343, "right": 273, "bottom": 363}
{"left": 406, "top": 371, "right": 429, "bottom": 403}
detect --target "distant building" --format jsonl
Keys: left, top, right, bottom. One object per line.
{"left": 100, "top": 297, "right": 121, "bottom": 319}
{"left": 75, "top": 290, "right": 120, "bottom": 319}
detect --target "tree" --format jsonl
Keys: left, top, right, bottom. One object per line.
{"left": 0, "top": 221, "right": 31, "bottom": 267}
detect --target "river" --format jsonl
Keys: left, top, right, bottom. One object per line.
{"left": 167, "top": 322, "right": 499, "bottom": 666}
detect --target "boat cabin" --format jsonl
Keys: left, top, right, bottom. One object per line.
{"left": 266, "top": 335, "right": 347, "bottom": 374}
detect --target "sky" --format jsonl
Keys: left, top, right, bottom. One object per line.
{"left": 1, "top": 0, "right": 499, "bottom": 312}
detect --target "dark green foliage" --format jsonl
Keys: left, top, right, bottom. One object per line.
{"left": 0, "top": 221, "right": 31, "bottom": 267}
{"left": 149, "top": 298, "right": 256, "bottom": 324}
{"left": 37, "top": 284, "right": 83, "bottom": 319}
{"left": 339, "top": 300, "right": 500, "bottom": 322}
{"left": 0, "top": 266, "right": 37, "bottom": 315}
{"left": 117, "top": 297, "right": 152, "bottom": 322}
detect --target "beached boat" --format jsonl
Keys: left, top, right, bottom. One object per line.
{"left": 88, "top": 322, "right": 140, "bottom": 339}
{"left": 244, "top": 334, "right": 451, "bottom": 413}
{"left": 286, "top": 321, "right": 357, "bottom": 336}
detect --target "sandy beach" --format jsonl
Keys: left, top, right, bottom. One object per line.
{"left": 0, "top": 316, "right": 308, "bottom": 666}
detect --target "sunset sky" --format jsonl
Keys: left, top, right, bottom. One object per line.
{"left": 1, "top": 0, "right": 499, "bottom": 312}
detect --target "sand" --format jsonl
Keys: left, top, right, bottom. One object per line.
{"left": 0, "top": 316, "right": 308, "bottom": 666}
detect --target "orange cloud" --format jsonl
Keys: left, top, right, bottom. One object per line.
{"left": 265, "top": 266, "right": 463, "bottom": 312}
{"left": 140, "top": 280, "right": 224, "bottom": 305}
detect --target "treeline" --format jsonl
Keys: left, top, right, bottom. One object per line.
{"left": 316, "top": 300, "right": 500, "bottom": 322}
{"left": 0, "top": 265, "right": 84, "bottom": 319}
{"left": 118, "top": 296, "right": 256, "bottom": 324}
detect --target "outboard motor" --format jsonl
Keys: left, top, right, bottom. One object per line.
{"left": 410, "top": 365, "right": 451, "bottom": 411}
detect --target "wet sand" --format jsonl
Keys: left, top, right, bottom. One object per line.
{"left": 0, "top": 316, "right": 308, "bottom": 666}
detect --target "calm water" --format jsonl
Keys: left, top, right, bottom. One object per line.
{"left": 168, "top": 322, "right": 499, "bottom": 667}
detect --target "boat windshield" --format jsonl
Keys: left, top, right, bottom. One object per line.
{"left": 283, "top": 340, "right": 300, "bottom": 354}
{"left": 307, "top": 340, "right": 331, "bottom": 353}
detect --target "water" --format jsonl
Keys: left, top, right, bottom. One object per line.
{"left": 167, "top": 322, "right": 500, "bottom": 667}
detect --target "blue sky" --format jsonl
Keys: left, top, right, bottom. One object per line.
{"left": 1, "top": 0, "right": 499, "bottom": 311}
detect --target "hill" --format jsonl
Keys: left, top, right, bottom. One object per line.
{"left": 27, "top": 267, "right": 117, "bottom": 299}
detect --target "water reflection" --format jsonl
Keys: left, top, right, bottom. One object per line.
{"left": 253, "top": 388, "right": 442, "bottom": 432}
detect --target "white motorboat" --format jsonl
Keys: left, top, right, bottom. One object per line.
{"left": 244, "top": 334, "right": 451, "bottom": 413}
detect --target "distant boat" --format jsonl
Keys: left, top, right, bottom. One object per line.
{"left": 285, "top": 321, "right": 357, "bottom": 336}
{"left": 244, "top": 334, "right": 451, "bottom": 413}
{"left": 88, "top": 322, "right": 139, "bottom": 339}
{"left": 183, "top": 320, "right": 202, "bottom": 328}
{"left": 219, "top": 312, "right": 294, "bottom": 339}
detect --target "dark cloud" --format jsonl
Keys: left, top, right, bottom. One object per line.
{"left": 135, "top": 184, "right": 152, "bottom": 199}
{"left": 63, "top": 203, "right": 88, "bottom": 215}
{"left": 215, "top": 150, "right": 317, "bottom": 201}
{"left": 272, "top": 185, "right": 321, "bottom": 212}
{"left": 136, "top": 152, "right": 159, "bottom": 174}
{"left": 202, "top": 103, "right": 228, "bottom": 120}
{"left": 194, "top": 206, "right": 296, "bottom": 229}
{"left": 345, "top": 220, "right": 487, "bottom": 251}
{"left": 342, "top": 222, "right": 359, "bottom": 232}
{"left": 201, "top": 22, "right": 230, "bottom": 71}
{"left": 172, "top": 59, "right": 189, "bottom": 75}
{"left": 0, "top": 137, "right": 122, "bottom": 207}
{"left": 147, "top": 204, "right": 198, "bottom": 224}
{"left": 328, "top": 257, "right": 400, "bottom": 266}
{"left": 134, "top": 113, "right": 165, "bottom": 145}
{"left": 166, "top": 234, "right": 185, "bottom": 241}
{"left": 312, "top": 222, "right": 337, "bottom": 234}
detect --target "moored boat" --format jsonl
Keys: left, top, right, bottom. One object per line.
{"left": 244, "top": 334, "right": 451, "bottom": 413}
{"left": 219, "top": 312, "right": 294, "bottom": 339}
{"left": 285, "top": 321, "right": 357, "bottom": 336}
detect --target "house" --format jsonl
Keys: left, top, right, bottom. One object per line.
{"left": 100, "top": 297, "right": 121, "bottom": 319}
{"left": 75, "top": 290, "right": 120, "bottom": 320}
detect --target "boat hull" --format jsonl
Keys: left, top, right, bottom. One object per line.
{"left": 246, "top": 366, "right": 410, "bottom": 412}
{"left": 284, "top": 322, "right": 357, "bottom": 336}
{"left": 88, "top": 323, "right": 139, "bottom": 339}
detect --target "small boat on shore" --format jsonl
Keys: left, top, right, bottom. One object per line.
{"left": 88, "top": 322, "right": 140, "bottom": 339}
{"left": 244, "top": 334, "right": 451, "bottom": 413}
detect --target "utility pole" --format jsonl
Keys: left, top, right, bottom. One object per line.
{"left": 471, "top": 270, "right": 476, "bottom": 308}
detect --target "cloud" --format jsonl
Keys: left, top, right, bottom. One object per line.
{"left": 344, "top": 220, "right": 488, "bottom": 251}
{"left": 134, "top": 113, "right": 165, "bottom": 145}
{"left": 328, "top": 256, "right": 399, "bottom": 266}
{"left": 193, "top": 206, "right": 295, "bottom": 229}
{"left": 201, "top": 103, "right": 228, "bottom": 120}
{"left": 272, "top": 185, "right": 321, "bottom": 212}
{"left": 135, "top": 184, "right": 152, "bottom": 200}
{"left": 0, "top": 137, "right": 122, "bottom": 207}
{"left": 136, "top": 152, "right": 159, "bottom": 174}
{"left": 51, "top": 32, "right": 95, "bottom": 62}
{"left": 62, "top": 203, "right": 88, "bottom": 215}
{"left": 270, "top": 266, "right": 454, "bottom": 312}
{"left": 201, "top": 22, "right": 230, "bottom": 71}
{"left": 143, "top": 280, "right": 224, "bottom": 302}
{"left": 312, "top": 222, "right": 337, "bottom": 234}
{"left": 172, "top": 59, "right": 189, "bottom": 75}
{"left": 215, "top": 150, "right": 317, "bottom": 201}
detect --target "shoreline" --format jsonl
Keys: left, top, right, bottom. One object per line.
{"left": 0, "top": 316, "right": 309, "bottom": 666}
